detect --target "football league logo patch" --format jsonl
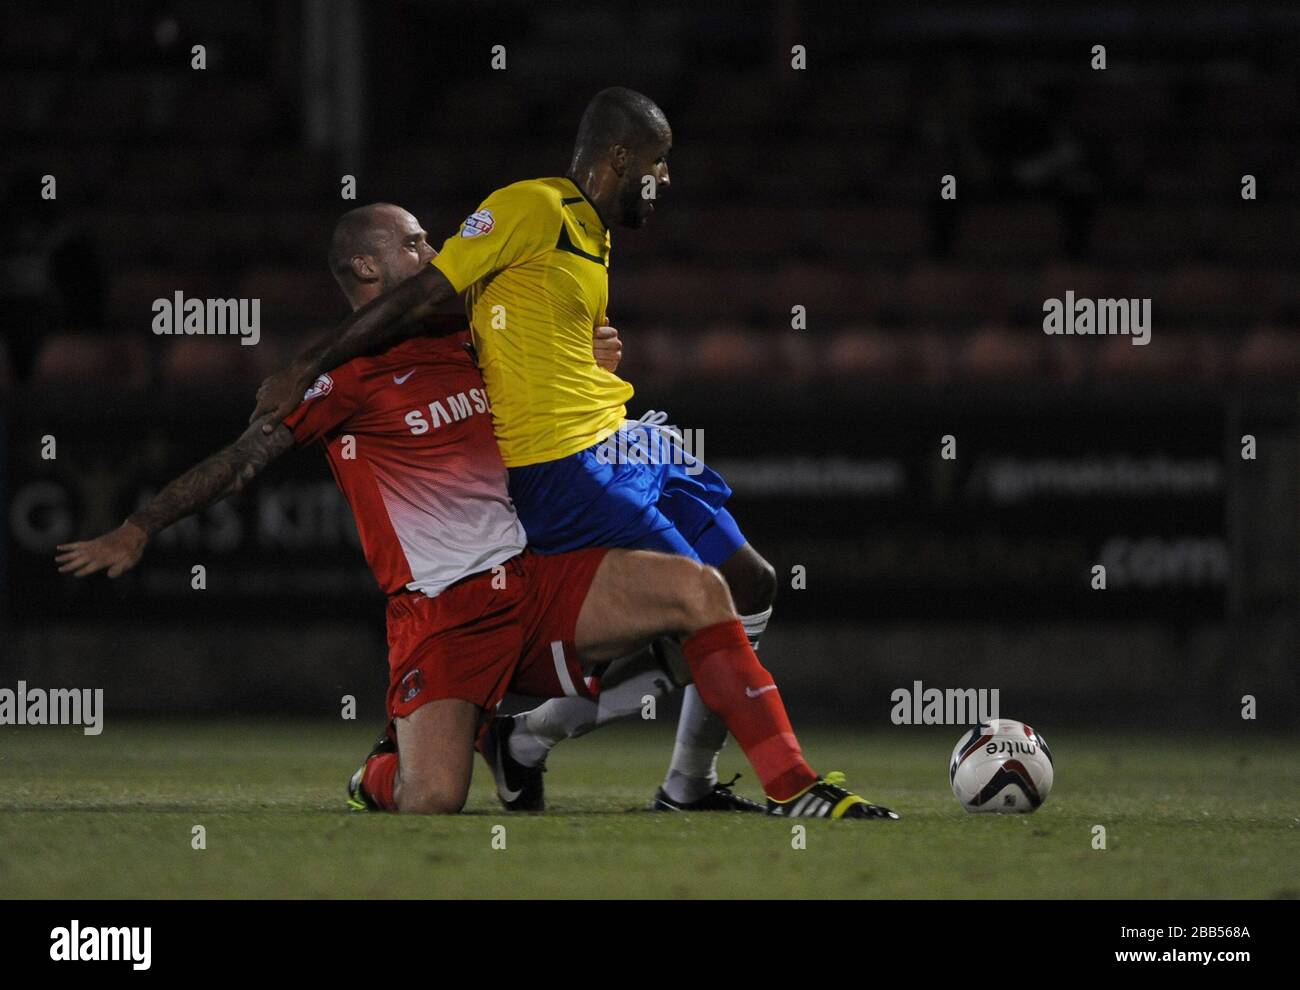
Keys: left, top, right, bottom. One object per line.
{"left": 460, "top": 208, "right": 495, "bottom": 238}
{"left": 302, "top": 373, "right": 333, "bottom": 401}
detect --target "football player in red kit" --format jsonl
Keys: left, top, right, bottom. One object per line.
{"left": 57, "top": 204, "right": 896, "bottom": 821}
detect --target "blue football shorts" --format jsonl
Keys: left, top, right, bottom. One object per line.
{"left": 507, "top": 414, "right": 747, "bottom": 567}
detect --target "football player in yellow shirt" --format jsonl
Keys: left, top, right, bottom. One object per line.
{"left": 252, "top": 89, "right": 876, "bottom": 819}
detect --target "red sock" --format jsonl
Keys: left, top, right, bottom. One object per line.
{"left": 682, "top": 619, "right": 818, "bottom": 801}
{"left": 363, "top": 752, "right": 399, "bottom": 811}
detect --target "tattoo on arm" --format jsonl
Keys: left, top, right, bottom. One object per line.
{"left": 127, "top": 418, "right": 296, "bottom": 537}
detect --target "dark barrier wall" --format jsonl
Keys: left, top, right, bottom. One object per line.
{"left": 6, "top": 389, "right": 1232, "bottom": 621}
{"left": 4, "top": 382, "right": 1295, "bottom": 727}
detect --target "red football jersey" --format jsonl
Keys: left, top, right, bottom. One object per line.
{"left": 283, "top": 332, "right": 527, "bottom": 597}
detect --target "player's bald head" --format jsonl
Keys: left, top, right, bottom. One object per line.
{"left": 328, "top": 202, "right": 435, "bottom": 307}
{"left": 329, "top": 203, "right": 405, "bottom": 280}
{"left": 572, "top": 87, "right": 670, "bottom": 163}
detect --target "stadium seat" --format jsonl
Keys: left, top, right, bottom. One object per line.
{"left": 108, "top": 269, "right": 218, "bottom": 324}
{"left": 612, "top": 266, "right": 770, "bottom": 321}
{"left": 954, "top": 204, "right": 1060, "bottom": 262}
{"left": 1159, "top": 264, "right": 1246, "bottom": 324}
{"left": 1238, "top": 328, "right": 1300, "bottom": 379}
{"left": 902, "top": 263, "right": 1009, "bottom": 323}
{"left": 689, "top": 324, "right": 775, "bottom": 378}
{"left": 671, "top": 205, "right": 809, "bottom": 262}
{"left": 616, "top": 326, "right": 683, "bottom": 385}
{"left": 819, "top": 206, "right": 928, "bottom": 262}
{"left": 1222, "top": 206, "right": 1300, "bottom": 263}
{"left": 771, "top": 332, "right": 818, "bottom": 384}
{"left": 1092, "top": 205, "right": 1206, "bottom": 263}
{"left": 236, "top": 266, "right": 344, "bottom": 322}
{"left": 957, "top": 325, "right": 1046, "bottom": 380}
{"left": 914, "top": 329, "right": 958, "bottom": 384}
{"left": 1241, "top": 271, "right": 1298, "bottom": 323}
{"left": 1036, "top": 263, "right": 1138, "bottom": 305}
{"left": 1190, "top": 333, "right": 1231, "bottom": 384}
{"left": 32, "top": 335, "right": 150, "bottom": 389}
{"left": 1095, "top": 335, "right": 1200, "bottom": 379}
{"left": 824, "top": 327, "right": 918, "bottom": 380}
{"left": 158, "top": 337, "right": 257, "bottom": 385}
{"left": 758, "top": 146, "right": 859, "bottom": 198}
{"left": 771, "top": 264, "right": 901, "bottom": 322}
{"left": 1042, "top": 335, "right": 1089, "bottom": 384}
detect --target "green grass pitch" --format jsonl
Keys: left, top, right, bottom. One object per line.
{"left": 2, "top": 721, "right": 1297, "bottom": 899}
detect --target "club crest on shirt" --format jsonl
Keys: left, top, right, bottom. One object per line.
{"left": 399, "top": 668, "right": 424, "bottom": 703}
{"left": 460, "top": 208, "right": 495, "bottom": 238}
{"left": 302, "top": 373, "right": 333, "bottom": 401}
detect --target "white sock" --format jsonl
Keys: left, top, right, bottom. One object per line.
{"left": 739, "top": 606, "right": 772, "bottom": 645}
{"left": 509, "top": 646, "right": 679, "bottom": 768}
{"left": 662, "top": 606, "right": 772, "bottom": 804}
{"left": 509, "top": 696, "right": 595, "bottom": 768}
{"left": 662, "top": 686, "right": 728, "bottom": 803}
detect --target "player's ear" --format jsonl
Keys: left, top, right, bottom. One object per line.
{"left": 609, "top": 143, "right": 630, "bottom": 177}
{"left": 351, "top": 255, "right": 380, "bottom": 283}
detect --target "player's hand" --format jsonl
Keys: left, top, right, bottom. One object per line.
{"left": 56, "top": 521, "right": 148, "bottom": 579}
{"left": 250, "top": 359, "right": 313, "bottom": 433}
{"left": 593, "top": 324, "right": 623, "bottom": 373}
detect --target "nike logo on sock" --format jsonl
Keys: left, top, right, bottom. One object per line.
{"left": 393, "top": 369, "right": 416, "bottom": 384}
{"left": 745, "top": 685, "right": 777, "bottom": 698}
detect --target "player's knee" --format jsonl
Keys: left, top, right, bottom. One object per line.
{"left": 397, "top": 778, "right": 468, "bottom": 815}
{"left": 722, "top": 548, "right": 777, "bottom": 614}
{"left": 676, "top": 560, "right": 735, "bottom": 631}
{"left": 744, "top": 554, "right": 778, "bottom": 613}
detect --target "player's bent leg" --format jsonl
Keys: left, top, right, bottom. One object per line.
{"left": 717, "top": 542, "right": 777, "bottom": 618}
{"left": 494, "top": 487, "right": 705, "bottom": 794}
{"left": 347, "top": 720, "right": 399, "bottom": 811}
{"left": 478, "top": 548, "right": 700, "bottom": 814}
{"left": 484, "top": 645, "right": 685, "bottom": 811}
{"left": 663, "top": 536, "right": 776, "bottom": 808}
{"left": 507, "top": 645, "right": 682, "bottom": 762}
{"left": 681, "top": 622, "right": 899, "bottom": 820}
{"left": 392, "top": 698, "right": 480, "bottom": 814}
{"left": 571, "top": 551, "right": 762, "bottom": 809}
{"left": 573, "top": 549, "right": 735, "bottom": 662}
{"left": 575, "top": 548, "right": 898, "bottom": 820}
{"left": 477, "top": 712, "right": 547, "bottom": 812}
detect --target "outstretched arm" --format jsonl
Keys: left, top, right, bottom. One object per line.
{"left": 56, "top": 415, "right": 296, "bottom": 579}
{"left": 250, "top": 265, "right": 458, "bottom": 431}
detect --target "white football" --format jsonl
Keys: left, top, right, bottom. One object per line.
{"left": 949, "top": 719, "right": 1054, "bottom": 813}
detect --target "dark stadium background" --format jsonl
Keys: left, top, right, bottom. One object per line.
{"left": 2, "top": 1, "right": 1296, "bottom": 732}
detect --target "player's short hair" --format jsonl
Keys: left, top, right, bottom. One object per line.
{"left": 328, "top": 203, "right": 401, "bottom": 286}
{"left": 573, "top": 87, "right": 669, "bottom": 160}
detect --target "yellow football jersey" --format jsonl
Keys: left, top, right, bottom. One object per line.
{"left": 431, "top": 176, "right": 634, "bottom": 467}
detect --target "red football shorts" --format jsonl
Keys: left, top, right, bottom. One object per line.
{"left": 385, "top": 548, "right": 610, "bottom": 719}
